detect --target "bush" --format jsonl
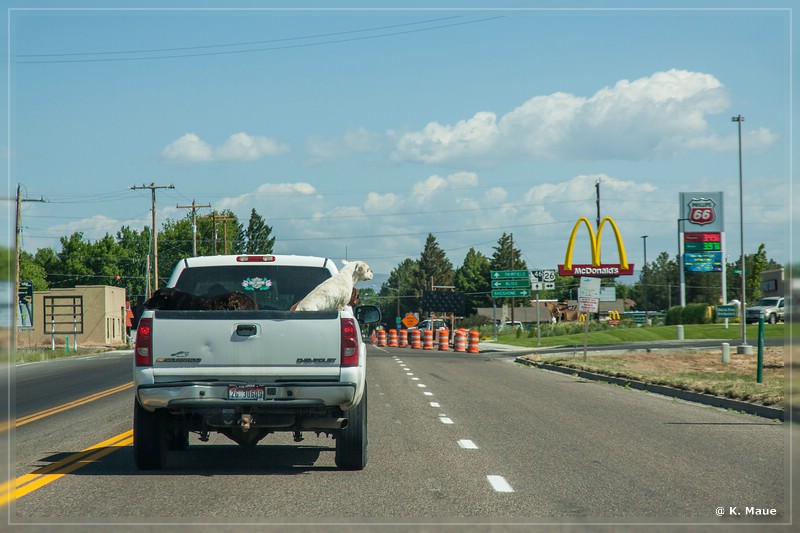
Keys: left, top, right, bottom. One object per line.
{"left": 665, "top": 304, "right": 713, "bottom": 325}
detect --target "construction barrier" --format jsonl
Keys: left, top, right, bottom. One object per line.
{"left": 399, "top": 329, "right": 408, "bottom": 348}
{"left": 410, "top": 329, "right": 422, "bottom": 349}
{"left": 467, "top": 330, "right": 480, "bottom": 353}
{"left": 453, "top": 329, "right": 467, "bottom": 352}
{"left": 377, "top": 329, "right": 387, "bottom": 347}
{"left": 422, "top": 329, "right": 434, "bottom": 350}
{"left": 388, "top": 329, "right": 398, "bottom": 347}
{"left": 437, "top": 328, "right": 450, "bottom": 351}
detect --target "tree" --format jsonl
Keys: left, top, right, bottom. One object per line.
{"left": 380, "top": 258, "right": 421, "bottom": 320}
{"left": 245, "top": 208, "right": 276, "bottom": 254}
{"left": 454, "top": 247, "right": 491, "bottom": 314}
{"left": 416, "top": 234, "right": 453, "bottom": 293}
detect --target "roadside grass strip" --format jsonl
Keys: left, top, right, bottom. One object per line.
{"left": 0, "top": 430, "right": 134, "bottom": 506}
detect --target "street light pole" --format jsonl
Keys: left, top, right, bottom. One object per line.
{"left": 732, "top": 114, "right": 750, "bottom": 353}
{"left": 641, "top": 235, "right": 648, "bottom": 320}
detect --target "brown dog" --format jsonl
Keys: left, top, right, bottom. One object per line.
{"left": 144, "top": 288, "right": 258, "bottom": 311}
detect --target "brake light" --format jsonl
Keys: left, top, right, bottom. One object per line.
{"left": 236, "top": 255, "right": 276, "bottom": 262}
{"left": 341, "top": 318, "right": 359, "bottom": 367}
{"left": 135, "top": 317, "right": 153, "bottom": 366}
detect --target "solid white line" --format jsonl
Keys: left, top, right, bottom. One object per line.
{"left": 458, "top": 439, "right": 478, "bottom": 449}
{"left": 487, "top": 475, "right": 514, "bottom": 493}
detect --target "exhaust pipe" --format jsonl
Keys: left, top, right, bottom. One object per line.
{"left": 300, "top": 417, "right": 348, "bottom": 430}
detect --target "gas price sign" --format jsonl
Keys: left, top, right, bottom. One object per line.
{"left": 684, "top": 232, "right": 721, "bottom": 252}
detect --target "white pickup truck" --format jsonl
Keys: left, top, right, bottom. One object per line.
{"left": 133, "top": 254, "right": 380, "bottom": 471}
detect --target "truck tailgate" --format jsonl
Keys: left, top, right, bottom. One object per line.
{"left": 150, "top": 310, "right": 342, "bottom": 380}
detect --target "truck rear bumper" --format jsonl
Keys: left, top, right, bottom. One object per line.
{"left": 136, "top": 381, "right": 357, "bottom": 411}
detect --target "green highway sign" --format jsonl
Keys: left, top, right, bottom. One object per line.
{"left": 491, "top": 289, "right": 531, "bottom": 298}
{"left": 491, "top": 279, "right": 531, "bottom": 289}
{"left": 490, "top": 270, "right": 529, "bottom": 279}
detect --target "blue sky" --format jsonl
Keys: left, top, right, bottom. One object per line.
{"left": 3, "top": 2, "right": 796, "bottom": 281}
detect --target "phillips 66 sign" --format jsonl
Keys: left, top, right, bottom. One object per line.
{"left": 680, "top": 192, "right": 724, "bottom": 232}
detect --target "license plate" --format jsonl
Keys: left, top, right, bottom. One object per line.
{"left": 228, "top": 385, "right": 265, "bottom": 400}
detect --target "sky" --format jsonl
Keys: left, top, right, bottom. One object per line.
{"left": 2, "top": 1, "right": 796, "bottom": 285}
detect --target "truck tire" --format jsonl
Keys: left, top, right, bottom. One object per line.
{"left": 133, "top": 400, "right": 167, "bottom": 470}
{"left": 335, "top": 385, "right": 367, "bottom": 470}
{"left": 768, "top": 313, "right": 777, "bottom": 325}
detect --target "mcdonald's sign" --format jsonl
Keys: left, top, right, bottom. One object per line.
{"left": 558, "top": 216, "right": 635, "bottom": 277}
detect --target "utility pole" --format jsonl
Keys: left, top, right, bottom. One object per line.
{"left": 131, "top": 182, "right": 174, "bottom": 296}
{"left": 176, "top": 199, "right": 211, "bottom": 256}
{"left": 201, "top": 213, "right": 237, "bottom": 255}
{"left": 14, "top": 183, "right": 46, "bottom": 336}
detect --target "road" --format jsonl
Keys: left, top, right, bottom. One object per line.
{"left": 2, "top": 345, "right": 792, "bottom": 528}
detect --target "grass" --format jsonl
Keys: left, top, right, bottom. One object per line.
{"left": 489, "top": 322, "right": 787, "bottom": 348}
{"left": 521, "top": 347, "right": 787, "bottom": 408}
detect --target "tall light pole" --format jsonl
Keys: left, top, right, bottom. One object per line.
{"left": 732, "top": 115, "right": 750, "bottom": 353}
{"left": 640, "top": 235, "right": 648, "bottom": 319}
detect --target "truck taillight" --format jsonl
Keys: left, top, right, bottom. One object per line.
{"left": 135, "top": 317, "right": 153, "bottom": 367}
{"left": 341, "top": 318, "right": 359, "bottom": 367}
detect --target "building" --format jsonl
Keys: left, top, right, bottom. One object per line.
{"left": 16, "top": 285, "right": 128, "bottom": 348}
{"left": 760, "top": 268, "right": 784, "bottom": 298}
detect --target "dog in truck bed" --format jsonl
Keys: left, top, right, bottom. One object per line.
{"left": 292, "top": 260, "right": 372, "bottom": 312}
{"left": 144, "top": 288, "right": 258, "bottom": 311}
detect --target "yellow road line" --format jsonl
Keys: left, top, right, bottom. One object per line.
{"left": 15, "top": 382, "right": 134, "bottom": 428}
{"left": 0, "top": 430, "right": 134, "bottom": 506}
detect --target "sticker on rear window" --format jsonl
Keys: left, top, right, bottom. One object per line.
{"left": 242, "top": 277, "right": 272, "bottom": 291}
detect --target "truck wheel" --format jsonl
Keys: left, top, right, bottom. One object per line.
{"left": 133, "top": 400, "right": 167, "bottom": 470}
{"left": 768, "top": 314, "right": 777, "bottom": 325}
{"left": 335, "top": 385, "right": 367, "bottom": 470}
{"left": 168, "top": 427, "right": 189, "bottom": 451}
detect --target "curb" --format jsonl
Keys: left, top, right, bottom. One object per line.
{"left": 515, "top": 357, "right": 786, "bottom": 422}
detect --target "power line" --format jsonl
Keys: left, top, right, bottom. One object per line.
{"left": 15, "top": 16, "right": 504, "bottom": 64}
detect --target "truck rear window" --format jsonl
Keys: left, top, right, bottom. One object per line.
{"left": 173, "top": 265, "right": 331, "bottom": 311}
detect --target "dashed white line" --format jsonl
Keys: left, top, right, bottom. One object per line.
{"left": 487, "top": 475, "right": 514, "bottom": 493}
{"left": 458, "top": 439, "right": 478, "bottom": 449}
{"left": 438, "top": 415, "right": 453, "bottom": 424}
{"left": 429, "top": 402, "right": 440, "bottom": 408}
{"left": 423, "top": 391, "right": 433, "bottom": 396}
{"left": 417, "top": 384, "right": 427, "bottom": 388}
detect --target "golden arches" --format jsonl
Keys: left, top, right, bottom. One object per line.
{"left": 563, "top": 216, "right": 630, "bottom": 270}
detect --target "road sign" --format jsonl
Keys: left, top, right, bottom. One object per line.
{"left": 716, "top": 305, "right": 738, "bottom": 318}
{"left": 578, "top": 297, "right": 599, "bottom": 313}
{"left": 530, "top": 269, "right": 556, "bottom": 283}
{"left": 491, "top": 270, "right": 529, "bottom": 279}
{"left": 491, "top": 289, "right": 531, "bottom": 298}
{"left": 491, "top": 279, "right": 531, "bottom": 289}
{"left": 531, "top": 282, "right": 555, "bottom": 291}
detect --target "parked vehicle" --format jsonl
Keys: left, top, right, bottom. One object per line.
{"left": 745, "top": 296, "right": 785, "bottom": 324}
{"left": 133, "top": 254, "right": 380, "bottom": 471}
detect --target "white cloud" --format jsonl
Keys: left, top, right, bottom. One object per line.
{"left": 161, "top": 132, "right": 289, "bottom": 163}
{"left": 161, "top": 133, "right": 213, "bottom": 162}
{"left": 391, "top": 69, "right": 763, "bottom": 164}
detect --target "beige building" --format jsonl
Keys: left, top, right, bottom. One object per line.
{"left": 17, "top": 285, "right": 128, "bottom": 348}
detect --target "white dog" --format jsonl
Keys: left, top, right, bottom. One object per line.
{"left": 293, "top": 260, "right": 373, "bottom": 311}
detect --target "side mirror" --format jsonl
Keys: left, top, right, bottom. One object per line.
{"left": 354, "top": 305, "right": 381, "bottom": 325}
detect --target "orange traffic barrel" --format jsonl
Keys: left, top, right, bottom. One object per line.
{"left": 371, "top": 331, "right": 377, "bottom": 345}
{"left": 399, "top": 329, "right": 408, "bottom": 348}
{"left": 467, "top": 330, "right": 480, "bottom": 353}
{"left": 410, "top": 329, "right": 422, "bottom": 349}
{"left": 453, "top": 329, "right": 467, "bottom": 352}
{"left": 437, "top": 328, "right": 450, "bottom": 351}
{"left": 377, "top": 329, "right": 387, "bottom": 347}
{"left": 388, "top": 329, "right": 398, "bottom": 347}
{"left": 422, "top": 329, "right": 434, "bottom": 350}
